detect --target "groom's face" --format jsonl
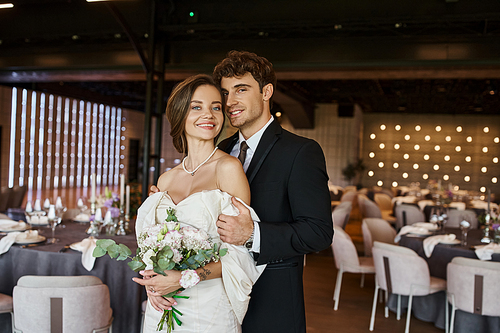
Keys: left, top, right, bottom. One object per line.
{"left": 221, "top": 73, "right": 270, "bottom": 138}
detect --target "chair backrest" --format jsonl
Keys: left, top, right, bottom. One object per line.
{"left": 13, "top": 275, "right": 112, "bottom": 333}
{"left": 362, "top": 218, "right": 397, "bottom": 257}
{"left": 330, "top": 189, "right": 344, "bottom": 201}
{"left": 332, "top": 202, "right": 352, "bottom": 229}
{"left": 448, "top": 202, "right": 466, "bottom": 211}
{"left": 417, "top": 200, "right": 434, "bottom": 211}
{"left": 340, "top": 190, "right": 357, "bottom": 203}
{"left": 374, "top": 193, "right": 393, "bottom": 211}
{"left": 331, "top": 226, "right": 360, "bottom": 270}
{"left": 7, "top": 185, "right": 26, "bottom": 209}
{"left": 63, "top": 208, "right": 81, "bottom": 221}
{"left": 359, "top": 196, "right": 382, "bottom": 218}
{"left": 0, "top": 187, "right": 12, "bottom": 212}
{"left": 395, "top": 204, "right": 425, "bottom": 229}
{"left": 372, "top": 241, "right": 430, "bottom": 295}
{"left": 446, "top": 209, "right": 478, "bottom": 229}
{"left": 447, "top": 257, "right": 500, "bottom": 317}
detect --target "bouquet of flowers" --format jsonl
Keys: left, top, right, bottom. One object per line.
{"left": 93, "top": 207, "right": 227, "bottom": 332}
{"left": 97, "top": 187, "right": 121, "bottom": 218}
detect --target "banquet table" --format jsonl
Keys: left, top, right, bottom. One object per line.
{"left": 0, "top": 219, "right": 144, "bottom": 333}
{"left": 387, "top": 228, "right": 500, "bottom": 333}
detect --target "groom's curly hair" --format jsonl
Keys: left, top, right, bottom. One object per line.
{"left": 213, "top": 50, "right": 277, "bottom": 107}
{"left": 166, "top": 74, "right": 224, "bottom": 155}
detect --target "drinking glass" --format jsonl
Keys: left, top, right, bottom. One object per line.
{"left": 46, "top": 205, "right": 60, "bottom": 244}
{"left": 460, "top": 216, "right": 471, "bottom": 246}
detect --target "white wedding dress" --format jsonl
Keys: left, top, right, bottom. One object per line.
{"left": 135, "top": 190, "right": 265, "bottom": 333}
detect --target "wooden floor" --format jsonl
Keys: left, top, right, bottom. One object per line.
{"left": 303, "top": 205, "right": 443, "bottom": 333}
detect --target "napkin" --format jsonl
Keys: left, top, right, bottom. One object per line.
{"left": 474, "top": 243, "right": 500, "bottom": 261}
{"left": 70, "top": 237, "right": 97, "bottom": 271}
{"left": 413, "top": 222, "right": 439, "bottom": 230}
{"left": 394, "top": 225, "right": 432, "bottom": 242}
{"left": 422, "top": 234, "right": 456, "bottom": 257}
{"left": 28, "top": 215, "right": 49, "bottom": 225}
{"left": 0, "top": 232, "right": 21, "bottom": 255}
{"left": 0, "top": 219, "right": 27, "bottom": 232}
{"left": 73, "top": 213, "right": 90, "bottom": 222}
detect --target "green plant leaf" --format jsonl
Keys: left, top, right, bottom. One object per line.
{"left": 92, "top": 246, "right": 106, "bottom": 258}
{"left": 118, "top": 243, "right": 132, "bottom": 256}
{"left": 96, "top": 239, "right": 116, "bottom": 250}
{"left": 128, "top": 260, "right": 145, "bottom": 272}
{"left": 107, "top": 243, "right": 121, "bottom": 259}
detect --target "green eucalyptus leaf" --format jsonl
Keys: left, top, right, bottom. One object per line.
{"left": 154, "top": 267, "right": 167, "bottom": 276}
{"left": 158, "top": 257, "right": 170, "bottom": 270}
{"left": 96, "top": 239, "right": 116, "bottom": 250}
{"left": 118, "top": 243, "right": 132, "bottom": 256}
{"left": 219, "top": 248, "right": 228, "bottom": 256}
{"left": 107, "top": 244, "right": 121, "bottom": 259}
{"left": 166, "top": 261, "right": 176, "bottom": 270}
{"left": 92, "top": 246, "right": 106, "bottom": 258}
{"left": 128, "top": 260, "right": 145, "bottom": 272}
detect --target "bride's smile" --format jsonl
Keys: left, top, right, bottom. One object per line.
{"left": 185, "top": 84, "right": 224, "bottom": 142}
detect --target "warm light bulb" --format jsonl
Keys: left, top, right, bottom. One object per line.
{"left": 464, "top": 176, "right": 470, "bottom": 182}
{"left": 404, "top": 135, "right": 410, "bottom": 141}
{"left": 393, "top": 163, "right": 399, "bottom": 168}
{"left": 424, "top": 135, "right": 431, "bottom": 141}
{"left": 379, "top": 143, "right": 385, "bottom": 149}
{"left": 370, "top": 133, "right": 376, "bottom": 139}
{"left": 395, "top": 125, "right": 401, "bottom": 131}
{"left": 435, "top": 145, "right": 441, "bottom": 151}
{"left": 433, "top": 164, "right": 440, "bottom": 170}
{"left": 402, "top": 173, "right": 408, "bottom": 178}
{"left": 380, "top": 124, "right": 386, "bottom": 130}
{"left": 422, "top": 174, "right": 429, "bottom": 180}
{"left": 466, "top": 136, "right": 472, "bottom": 142}
{"left": 424, "top": 154, "right": 430, "bottom": 160}
{"left": 368, "top": 170, "right": 374, "bottom": 177}
{"left": 454, "top": 165, "right": 460, "bottom": 172}
{"left": 435, "top": 126, "right": 442, "bottom": 132}
{"left": 493, "top": 177, "right": 498, "bottom": 184}
{"left": 445, "top": 136, "right": 451, "bottom": 142}
{"left": 484, "top": 127, "right": 489, "bottom": 133}
{"left": 455, "top": 146, "right": 461, "bottom": 152}
{"left": 415, "top": 125, "right": 421, "bottom": 131}
{"left": 413, "top": 163, "right": 419, "bottom": 169}
{"left": 465, "top": 156, "right": 471, "bottom": 162}
{"left": 369, "top": 152, "right": 375, "bottom": 158}
{"left": 456, "top": 126, "right": 462, "bottom": 132}
{"left": 378, "top": 162, "right": 384, "bottom": 168}
{"left": 444, "top": 155, "right": 450, "bottom": 161}
{"left": 481, "top": 167, "right": 487, "bottom": 173}
{"left": 403, "top": 154, "right": 409, "bottom": 159}
{"left": 392, "top": 181, "right": 398, "bottom": 187}
{"left": 394, "top": 144, "right": 400, "bottom": 150}
{"left": 414, "top": 144, "right": 420, "bottom": 150}
{"left": 443, "top": 175, "right": 449, "bottom": 181}
{"left": 377, "top": 180, "right": 383, "bottom": 186}
{"left": 483, "top": 147, "right": 488, "bottom": 153}
{"left": 494, "top": 157, "right": 499, "bottom": 163}
{"left": 480, "top": 186, "right": 486, "bottom": 192}
{"left": 494, "top": 137, "right": 499, "bottom": 144}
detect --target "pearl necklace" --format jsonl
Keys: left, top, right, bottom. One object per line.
{"left": 182, "top": 147, "right": 218, "bottom": 176}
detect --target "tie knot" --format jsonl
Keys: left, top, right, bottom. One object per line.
{"left": 240, "top": 141, "right": 249, "bottom": 153}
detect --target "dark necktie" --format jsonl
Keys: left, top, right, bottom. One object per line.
{"left": 238, "top": 141, "right": 249, "bottom": 165}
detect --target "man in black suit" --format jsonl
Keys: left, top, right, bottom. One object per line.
{"left": 214, "top": 51, "right": 333, "bottom": 333}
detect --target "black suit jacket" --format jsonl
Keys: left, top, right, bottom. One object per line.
{"left": 219, "top": 119, "right": 333, "bottom": 333}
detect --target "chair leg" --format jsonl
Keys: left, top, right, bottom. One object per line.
{"left": 405, "top": 289, "right": 414, "bottom": 333}
{"left": 369, "top": 284, "right": 379, "bottom": 331}
{"left": 360, "top": 273, "right": 365, "bottom": 288}
{"left": 379, "top": 289, "right": 383, "bottom": 303}
{"left": 449, "top": 295, "right": 456, "bottom": 333}
{"left": 445, "top": 293, "right": 449, "bottom": 333}
{"left": 397, "top": 294, "right": 401, "bottom": 320}
{"left": 333, "top": 267, "right": 344, "bottom": 310}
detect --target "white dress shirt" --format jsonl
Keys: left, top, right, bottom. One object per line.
{"left": 229, "top": 116, "right": 275, "bottom": 254}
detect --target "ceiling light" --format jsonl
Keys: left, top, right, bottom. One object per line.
{"left": 423, "top": 174, "right": 429, "bottom": 180}
{"left": 415, "top": 125, "right": 421, "bottom": 131}
{"left": 435, "top": 145, "right": 441, "bottom": 151}
{"left": 275, "top": 112, "right": 282, "bottom": 117}
{"left": 369, "top": 152, "right": 375, "bottom": 158}
{"left": 481, "top": 167, "right": 487, "bottom": 173}
{"left": 370, "top": 133, "right": 376, "bottom": 139}
{"left": 493, "top": 177, "right": 498, "bottom": 184}
{"left": 445, "top": 136, "right": 451, "bottom": 142}
{"left": 455, "top": 146, "right": 461, "bottom": 152}
{"left": 465, "top": 156, "right": 471, "bottom": 162}
{"left": 433, "top": 164, "right": 439, "bottom": 170}
{"left": 394, "top": 144, "right": 400, "bottom": 150}
{"left": 483, "top": 147, "right": 488, "bottom": 153}
{"left": 413, "top": 164, "right": 419, "bottom": 169}
{"left": 454, "top": 165, "right": 460, "bottom": 172}
{"left": 424, "top": 135, "right": 431, "bottom": 141}
{"left": 368, "top": 171, "right": 374, "bottom": 177}
{"left": 380, "top": 124, "right": 386, "bottom": 130}
{"left": 393, "top": 163, "right": 399, "bottom": 168}
{"left": 379, "top": 143, "right": 385, "bottom": 149}
{"left": 435, "top": 126, "right": 442, "bottom": 132}
{"left": 443, "top": 175, "right": 449, "bottom": 181}
{"left": 0, "top": 3, "right": 14, "bottom": 9}
{"left": 377, "top": 180, "right": 383, "bottom": 186}
{"left": 494, "top": 137, "right": 499, "bottom": 143}
{"left": 404, "top": 135, "right": 410, "bottom": 140}
{"left": 466, "top": 136, "right": 472, "bottom": 142}
{"left": 456, "top": 126, "right": 462, "bottom": 132}
{"left": 484, "top": 127, "right": 490, "bottom": 133}
{"left": 414, "top": 144, "right": 420, "bottom": 150}
{"left": 392, "top": 181, "right": 398, "bottom": 187}
{"left": 378, "top": 162, "right": 384, "bottom": 168}
{"left": 494, "top": 157, "right": 499, "bottom": 163}
{"left": 464, "top": 176, "right": 470, "bottom": 182}
{"left": 402, "top": 173, "right": 408, "bottom": 178}
{"left": 403, "top": 154, "right": 409, "bottom": 159}
{"left": 444, "top": 155, "right": 450, "bottom": 161}
{"left": 480, "top": 187, "right": 486, "bottom": 193}
{"left": 424, "top": 154, "right": 430, "bottom": 160}
{"left": 395, "top": 125, "right": 401, "bottom": 131}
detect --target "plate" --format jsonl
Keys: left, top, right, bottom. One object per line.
{"left": 72, "top": 218, "right": 90, "bottom": 223}
{"left": 413, "top": 222, "right": 439, "bottom": 230}
{"left": 15, "top": 235, "right": 46, "bottom": 245}
{"left": 439, "top": 239, "right": 461, "bottom": 245}
{"left": 408, "top": 230, "right": 432, "bottom": 236}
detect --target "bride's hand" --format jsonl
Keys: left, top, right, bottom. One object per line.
{"left": 132, "top": 269, "right": 182, "bottom": 296}
{"left": 149, "top": 295, "right": 177, "bottom": 312}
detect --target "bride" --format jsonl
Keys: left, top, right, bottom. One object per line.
{"left": 132, "top": 74, "right": 264, "bottom": 332}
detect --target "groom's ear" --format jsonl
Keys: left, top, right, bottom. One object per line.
{"left": 262, "top": 83, "right": 273, "bottom": 102}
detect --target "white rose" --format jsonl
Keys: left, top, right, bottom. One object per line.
{"left": 179, "top": 269, "right": 200, "bottom": 289}
{"left": 142, "top": 249, "right": 156, "bottom": 270}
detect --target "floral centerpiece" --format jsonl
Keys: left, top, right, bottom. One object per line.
{"left": 97, "top": 187, "right": 121, "bottom": 218}
{"left": 93, "top": 208, "right": 227, "bottom": 332}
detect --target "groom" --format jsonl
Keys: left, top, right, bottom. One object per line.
{"left": 214, "top": 51, "right": 333, "bottom": 333}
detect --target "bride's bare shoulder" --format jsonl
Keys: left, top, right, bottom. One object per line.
{"left": 215, "top": 152, "right": 242, "bottom": 174}
{"left": 157, "top": 165, "right": 183, "bottom": 191}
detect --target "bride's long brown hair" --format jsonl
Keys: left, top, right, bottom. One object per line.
{"left": 166, "top": 74, "right": 224, "bottom": 155}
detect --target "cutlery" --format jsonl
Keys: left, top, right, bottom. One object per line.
{"left": 21, "top": 241, "right": 47, "bottom": 248}
{"left": 58, "top": 244, "right": 71, "bottom": 253}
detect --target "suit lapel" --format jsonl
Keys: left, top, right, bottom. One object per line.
{"left": 246, "top": 120, "right": 281, "bottom": 184}
{"left": 218, "top": 132, "right": 239, "bottom": 154}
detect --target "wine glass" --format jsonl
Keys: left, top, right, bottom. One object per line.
{"left": 77, "top": 197, "right": 88, "bottom": 213}
{"left": 460, "top": 217, "right": 471, "bottom": 246}
{"left": 46, "top": 205, "right": 60, "bottom": 244}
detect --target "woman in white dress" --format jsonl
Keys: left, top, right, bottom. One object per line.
{"left": 132, "top": 74, "right": 264, "bottom": 332}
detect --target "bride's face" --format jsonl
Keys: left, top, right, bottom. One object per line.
{"left": 184, "top": 84, "right": 224, "bottom": 142}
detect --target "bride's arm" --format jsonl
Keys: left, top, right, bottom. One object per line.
{"left": 132, "top": 261, "right": 222, "bottom": 296}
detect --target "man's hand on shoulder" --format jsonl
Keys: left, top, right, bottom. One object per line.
{"left": 216, "top": 197, "right": 254, "bottom": 246}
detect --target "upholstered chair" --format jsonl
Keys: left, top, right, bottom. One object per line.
{"left": 362, "top": 218, "right": 397, "bottom": 257}
{"left": 331, "top": 226, "right": 375, "bottom": 311}
{"left": 13, "top": 275, "right": 113, "bottom": 333}
{"left": 446, "top": 257, "right": 500, "bottom": 333}
{"left": 332, "top": 201, "right": 352, "bottom": 230}
{"left": 370, "top": 242, "right": 446, "bottom": 333}
{"left": 445, "top": 209, "right": 478, "bottom": 229}
{"left": 395, "top": 204, "right": 425, "bottom": 230}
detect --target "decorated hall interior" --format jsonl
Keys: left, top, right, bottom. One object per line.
{"left": 0, "top": 1, "right": 500, "bottom": 332}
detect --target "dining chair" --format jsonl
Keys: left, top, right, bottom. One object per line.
{"left": 7, "top": 186, "right": 26, "bottom": 210}
{"left": 395, "top": 204, "right": 425, "bottom": 230}
{"left": 0, "top": 293, "right": 13, "bottom": 333}
{"left": 0, "top": 187, "right": 12, "bottom": 213}
{"left": 446, "top": 257, "right": 500, "bottom": 333}
{"left": 358, "top": 195, "right": 382, "bottom": 219}
{"left": 448, "top": 202, "right": 466, "bottom": 211}
{"left": 370, "top": 242, "right": 446, "bottom": 333}
{"left": 362, "top": 218, "right": 397, "bottom": 257}
{"left": 446, "top": 209, "right": 478, "bottom": 229}
{"left": 340, "top": 190, "right": 357, "bottom": 203}
{"left": 332, "top": 201, "right": 352, "bottom": 229}
{"left": 374, "top": 193, "right": 392, "bottom": 211}
{"left": 12, "top": 275, "right": 113, "bottom": 333}
{"left": 331, "top": 226, "right": 375, "bottom": 311}
{"left": 417, "top": 200, "right": 434, "bottom": 212}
